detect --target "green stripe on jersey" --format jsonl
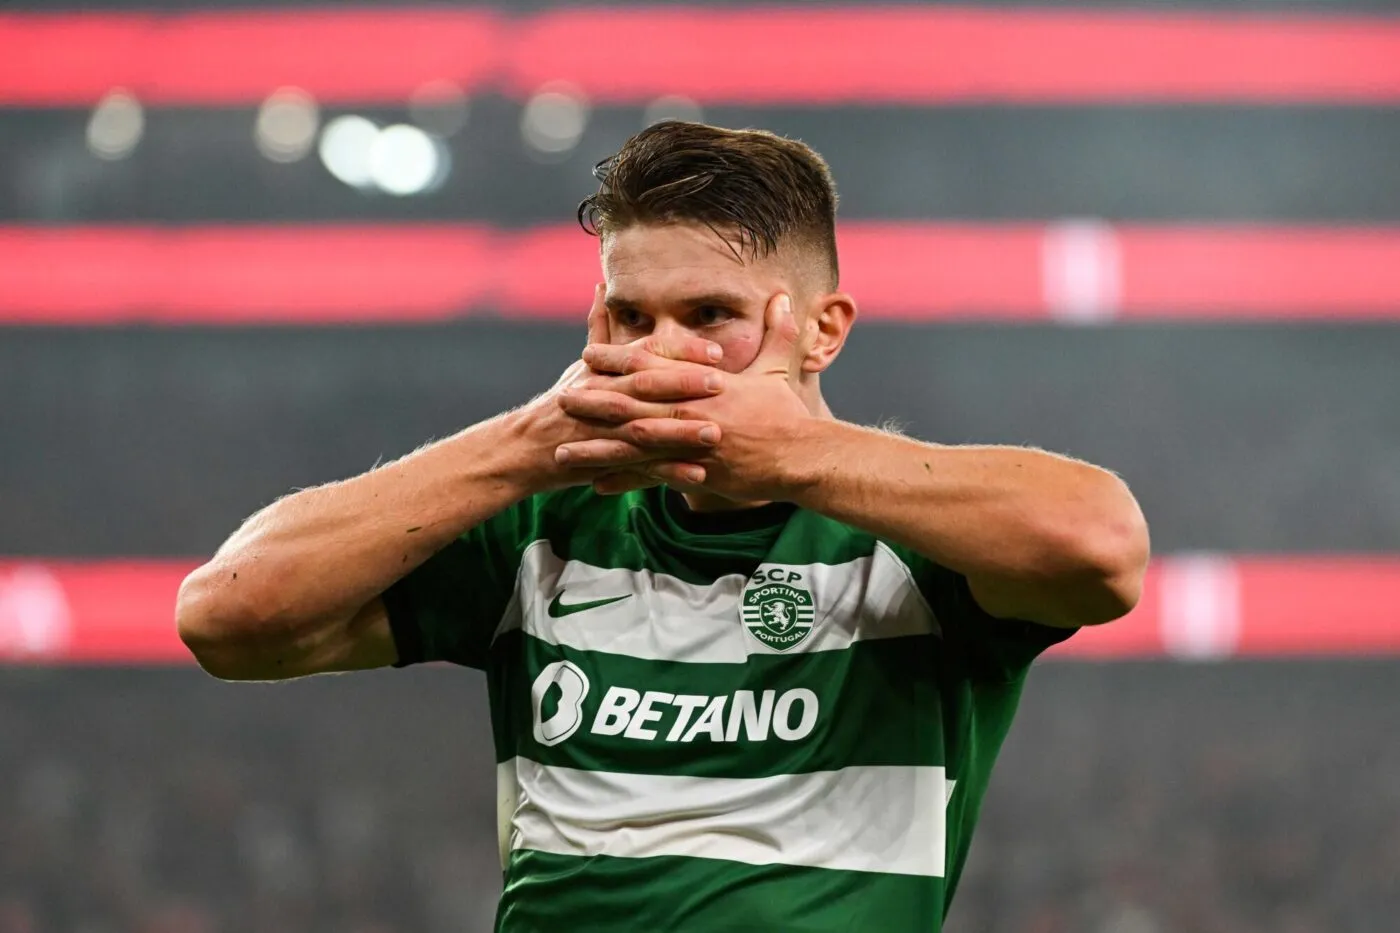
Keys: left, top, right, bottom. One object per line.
{"left": 497, "top": 850, "right": 945, "bottom": 933}
{"left": 489, "top": 630, "right": 946, "bottom": 778}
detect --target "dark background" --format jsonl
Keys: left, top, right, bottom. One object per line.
{"left": 3, "top": 664, "right": 1397, "bottom": 933}
{"left": 5, "top": 323, "right": 1398, "bottom": 556}
{"left": 3, "top": 0, "right": 1399, "bottom": 930}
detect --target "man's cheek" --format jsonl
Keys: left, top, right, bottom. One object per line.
{"left": 716, "top": 333, "right": 762, "bottom": 373}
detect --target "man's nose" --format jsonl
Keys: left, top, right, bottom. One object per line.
{"left": 650, "top": 317, "right": 698, "bottom": 343}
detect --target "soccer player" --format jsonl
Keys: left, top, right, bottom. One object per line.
{"left": 177, "top": 122, "right": 1150, "bottom": 932}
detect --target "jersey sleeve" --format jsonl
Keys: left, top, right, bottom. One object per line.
{"left": 382, "top": 499, "right": 535, "bottom": 670}
{"left": 885, "top": 542, "right": 1076, "bottom": 682}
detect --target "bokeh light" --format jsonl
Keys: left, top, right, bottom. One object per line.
{"left": 85, "top": 89, "right": 144, "bottom": 160}
{"left": 318, "top": 115, "right": 379, "bottom": 189}
{"left": 369, "top": 124, "right": 447, "bottom": 196}
{"left": 520, "top": 84, "right": 589, "bottom": 159}
{"left": 643, "top": 95, "right": 705, "bottom": 127}
{"left": 255, "top": 87, "right": 320, "bottom": 163}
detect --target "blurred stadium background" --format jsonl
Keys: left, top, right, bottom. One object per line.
{"left": 2, "top": 0, "right": 1400, "bottom": 931}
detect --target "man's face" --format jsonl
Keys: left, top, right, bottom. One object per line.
{"left": 600, "top": 222, "right": 803, "bottom": 374}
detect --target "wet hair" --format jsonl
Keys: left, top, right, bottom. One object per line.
{"left": 578, "top": 121, "right": 839, "bottom": 287}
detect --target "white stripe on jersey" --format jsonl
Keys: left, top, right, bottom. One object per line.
{"left": 500, "top": 757, "right": 953, "bottom": 878}
{"left": 493, "top": 540, "right": 939, "bottom": 662}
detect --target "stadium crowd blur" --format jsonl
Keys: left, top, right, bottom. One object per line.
{"left": 1, "top": 664, "right": 1395, "bottom": 933}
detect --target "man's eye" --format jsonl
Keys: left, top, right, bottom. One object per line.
{"left": 694, "top": 306, "right": 731, "bottom": 327}
{"left": 615, "top": 309, "right": 648, "bottom": 329}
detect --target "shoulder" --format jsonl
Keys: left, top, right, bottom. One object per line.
{"left": 834, "top": 527, "right": 1075, "bottom": 678}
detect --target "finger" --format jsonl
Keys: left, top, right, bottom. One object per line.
{"left": 571, "top": 365, "right": 724, "bottom": 403}
{"left": 643, "top": 333, "right": 724, "bottom": 366}
{"left": 622, "top": 417, "right": 720, "bottom": 449}
{"left": 555, "top": 439, "right": 647, "bottom": 468}
{"left": 558, "top": 389, "right": 673, "bottom": 424}
{"left": 585, "top": 283, "right": 611, "bottom": 347}
{"left": 749, "top": 292, "right": 801, "bottom": 376}
{"left": 621, "top": 366, "right": 724, "bottom": 402}
{"left": 584, "top": 337, "right": 721, "bottom": 375}
{"left": 556, "top": 433, "right": 716, "bottom": 467}
{"left": 581, "top": 342, "right": 645, "bottom": 376}
{"left": 642, "top": 461, "right": 708, "bottom": 489}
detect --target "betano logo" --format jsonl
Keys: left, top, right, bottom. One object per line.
{"left": 530, "top": 661, "right": 820, "bottom": 747}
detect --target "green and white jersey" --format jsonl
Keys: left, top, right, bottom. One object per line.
{"left": 386, "top": 485, "right": 1073, "bottom": 933}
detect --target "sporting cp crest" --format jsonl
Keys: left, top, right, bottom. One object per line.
{"left": 741, "top": 569, "right": 816, "bottom": 651}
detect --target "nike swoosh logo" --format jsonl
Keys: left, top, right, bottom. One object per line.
{"left": 547, "top": 591, "right": 632, "bottom": 618}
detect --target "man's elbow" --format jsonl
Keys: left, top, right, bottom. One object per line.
{"left": 176, "top": 563, "right": 282, "bottom": 681}
{"left": 1072, "top": 485, "right": 1151, "bottom": 625}
{"left": 1087, "top": 566, "right": 1145, "bottom": 626}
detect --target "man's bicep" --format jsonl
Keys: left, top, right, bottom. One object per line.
{"left": 211, "top": 596, "right": 396, "bottom": 681}
{"left": 965, "top": 572, "right": 1080, "bottom": 629}
{"left": 885, "top": 542, "right": 1075, "bottom": 681}
{"left": 313, "top": 596, "right": 400, "bottom": 673}
{"left": 380, "top": 509, "right": 530, "bottom": 670}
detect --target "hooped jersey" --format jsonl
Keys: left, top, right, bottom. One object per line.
{"left": 386, "top": 485, "right": 1073, "bottom": 933}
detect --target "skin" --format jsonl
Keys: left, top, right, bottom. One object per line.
{"left": 562, "top": 222, "right": 851, "bottom": 505}
{"left": 563, "top": 222, "right": 1150, "bottom": 628}
{"left": 175, "top": 220, "right": 1149, "bottom": 681}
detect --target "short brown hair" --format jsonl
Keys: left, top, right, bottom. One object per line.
{"left": 578, "top": 121, "right": 840, "bottom": 287}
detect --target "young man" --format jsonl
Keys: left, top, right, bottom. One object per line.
{"left": 177, "top": 122, "right": 1149, "bottom": 932}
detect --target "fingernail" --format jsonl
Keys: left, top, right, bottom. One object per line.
{"left": 706, "top": 343, "right": 723, "bottom": 361}
{"left": 699, "top": 426, "right": 720, "bottom": 445}
{"left": 685, "top": 467, "right": 705, "bottom": 484}
{"left": 555, "top": 448, "right": 571, "bottom": 464}
{"left": 778, "top": 295, "right": 792, "bottom": 315}
{"left": 704, "top": 373, "right": 723, "bottom": 392}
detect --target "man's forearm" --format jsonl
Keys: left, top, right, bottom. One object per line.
{"left": 781, "top": 419, "right": 1149, "bottom": 625}
{"left": 180, "top": 412, "right": 538, "bottom": 643}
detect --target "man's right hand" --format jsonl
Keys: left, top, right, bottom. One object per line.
{"left": 509, "top": 285, "right": 725, "bottom": 492}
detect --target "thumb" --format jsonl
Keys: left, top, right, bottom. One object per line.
{"left": 750, "top": 292, "right": 801, "bottom": 377}
{"left": 585, "top": 283, "right": 611, "bottom": 347}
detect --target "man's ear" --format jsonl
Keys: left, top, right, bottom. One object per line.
{"left": 800, "top": 293, "right": 857, "bottom": 374}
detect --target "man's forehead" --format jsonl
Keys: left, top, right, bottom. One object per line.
{"left": 602, "top": 222, "right": 747, "bottom": 270}
{"left": 603, "top": 287, "right": 751, "bottom": 311}
{"left": 601, "top": 222, "right": 783, "bottom": 305}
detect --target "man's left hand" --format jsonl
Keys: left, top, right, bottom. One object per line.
{"left": 556, "top": 293, "right": 814, "bottom": 501}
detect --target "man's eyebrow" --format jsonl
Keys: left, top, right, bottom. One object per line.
{"left": 605, "top": 292, "right": 747, "bottom": 311}
{"left": 682, "top": 292, "right": 747, "bottom": 308}
{"left": 603, "top": 295, "right": 638, "bottom": 311}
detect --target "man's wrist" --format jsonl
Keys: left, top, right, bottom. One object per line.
{"left": 459, "top": 408, "right": 557, "bottom": 499}
{"left": 771, "top": 416, "right": 850, "bottom": 505}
